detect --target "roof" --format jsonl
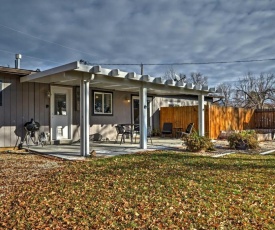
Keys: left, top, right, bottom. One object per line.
{"left": 20, "top": 61, "right": 219, "bottom": 96}
{"left": 0, "top": 66, "right": 33, "bottom": 76}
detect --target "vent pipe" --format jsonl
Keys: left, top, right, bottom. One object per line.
{"left": 15, "top": 54, "right": 22, "bottom": 69}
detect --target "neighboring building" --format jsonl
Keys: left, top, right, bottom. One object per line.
{"left": 0, "top": 60, "right": 216, "bottom": 151}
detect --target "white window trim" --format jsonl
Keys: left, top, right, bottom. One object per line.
{"left": 93, "top": 91, "right": 113, "bottom": 115}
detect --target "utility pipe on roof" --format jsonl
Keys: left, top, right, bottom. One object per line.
{"left": 15, "top": 53, "right": 22, "bottom": 69}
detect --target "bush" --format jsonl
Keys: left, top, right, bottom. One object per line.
{"left": 184, "top": 131, "right": 215, "bottom": 152}
{"left": 227, "top": 130, "right": 259, "bottom": 150}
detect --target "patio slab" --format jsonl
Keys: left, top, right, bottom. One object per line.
{"left": 27, "top": 137, "right": 184, "bottom": 161}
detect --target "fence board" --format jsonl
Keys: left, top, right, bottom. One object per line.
{"left": 160, "top": 105, "right": 259, "bottom": 139}
{"left": 252, "top": 109, "right": 275, "bottom": 129}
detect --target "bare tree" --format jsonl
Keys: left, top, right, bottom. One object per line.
{"left": 163, "top": 66, "right": 177, "bottom": 81}
{"left": 186, "top": 72, "right": 208, "bottom": 88}
{"left": 162, "top": 66, "right": 186, "bottom": 82}
{"left": 163, "top": 67, "right": 208, "bottom": 86}
{"left": 231, "top": 89, "right": 245, "bottom": 107}
{"left": 234, "top": 72, "right": 275, "bottom": 109}
{"left": 216, "top": 83, "right": 233, "bottom": 106}
{"left": 162, "top": 68, "right": 275, "bottom": 108}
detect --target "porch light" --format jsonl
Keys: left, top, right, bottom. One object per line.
{"left": 46, "top": 90, "right": 51, "bottom": 98}
{"left": 125, "top": 96, "right": 130, "bottom": 102}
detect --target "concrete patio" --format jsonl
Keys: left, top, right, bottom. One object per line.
{"left": 27, "top": 137, "right": 184, "bottom": 160}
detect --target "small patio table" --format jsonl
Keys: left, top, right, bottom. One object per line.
{"left": 120, "top": 124, "right": 134, "bottom": 143}
{"left": 173, "top": 127, "right": 183, "bottom": 138}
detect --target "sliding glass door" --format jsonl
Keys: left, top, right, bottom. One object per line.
{"left": 131, "top": 96, "right": 152, "bottom": 126}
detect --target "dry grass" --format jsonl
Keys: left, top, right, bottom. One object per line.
{"left": 1, "top": 150, "right": 275, "bottom": 229}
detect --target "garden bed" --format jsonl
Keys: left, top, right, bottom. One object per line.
{"left": 218, "top": 129, "right": 274, "bottom": 141}
{"left": 207, "top": 139, "right": 275, "bottom": 155}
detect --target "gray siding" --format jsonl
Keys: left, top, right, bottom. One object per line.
{"left": 89, "top": 90, "right": 132, "bottom": 140}
{"left": 72, "top": 90, "right": 133, "bottom": 141}
{"left": 0, "top": 73, "right": 50, "bottom": 147}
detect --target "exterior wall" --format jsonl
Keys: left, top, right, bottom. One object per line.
{"left": 71, "top": 91, "right": 212, "bottom": 142}
{"left": 72, "top": 90, "right": 163, "bottom": 142}
{"left": 72, "top": 89, "right": 133, "bottom": 142}
{"left": 0, "top": 73, "right": 50, "bottom": 147}
{"left": 90, "top": 90, "right": 132, "bottom": 141}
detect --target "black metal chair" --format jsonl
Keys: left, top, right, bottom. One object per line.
{"left": 115, "top": 125, "right": 132, "bottom": 144}
{"left": 147, "top": 126, "right": 153, "bottom": 144}
{"left": 179, "top": 122, "right": 194, "bottom": 138}
{"left": 134, "top": 125, "right": 153, "bottom": 144}
{"left": 133, "top": 124, "right": 140, "bottom": 143}
{"left": 161, "top": 122, "right": 173, "bottom": 137}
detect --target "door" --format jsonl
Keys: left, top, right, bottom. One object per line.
{"left": 51, "top": 86, "right": 72, "bottom": 140}
{"left": 132, "top": 96, "right": 152, "bottom": 126}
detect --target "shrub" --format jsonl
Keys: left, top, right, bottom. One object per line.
{"left": 184, "top": 131, "right": 215, "bottom": 152}
{"left": 227, "top": 130, "right": 259, "bottom": 150}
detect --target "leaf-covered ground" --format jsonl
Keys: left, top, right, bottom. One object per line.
{"left": 0, "top": 151, "right": 275, "bottom": 229}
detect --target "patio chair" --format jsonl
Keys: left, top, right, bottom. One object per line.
{"left": 161, "top": 122, "right": 173, "bottom": 137}
{"left": 179, "top": 122, "right": 194, "bottom": 139}
{"left": 147, "top": 126, "right": 153, "bottom": 144}
{"left": 115, "top": 125, "right": 132, "bottom": 145}
{"left": 134, "top": 125, "right": 153, "bottom": 144}
{"left": 133, "top": 124, "right": 140, "bottom": 143}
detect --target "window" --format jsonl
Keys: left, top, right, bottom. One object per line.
{"left": 54, "top": 93, "right": 67, "bottom": 115}
{"left": 93, "top": 91, "right": 113, "bottom": 115}
{"left": 0, "top": 80, "right": 2, "bottom": 106}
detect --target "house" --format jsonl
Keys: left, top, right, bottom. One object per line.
{"left": 0, "top": 58, "right": 217, "bottom": 156}
{"left": 0, "top": 66, "right": 47, "bottom": 148}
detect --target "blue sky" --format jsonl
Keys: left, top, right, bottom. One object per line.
{"left": 1, "top": 0, "right": 275, "bottom": 86}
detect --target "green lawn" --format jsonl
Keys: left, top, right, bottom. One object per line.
{"left": 1, "top": 152, "right": 275, "bottom": 229}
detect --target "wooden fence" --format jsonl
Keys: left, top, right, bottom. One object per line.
{"left": 252, "top": 109, "right": 275, "bottom": 129}
{"left": 159, "top": 105, "right": 275, "bottom": 139}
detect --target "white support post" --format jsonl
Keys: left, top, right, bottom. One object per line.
{"left": 198, "top": 94, "right": 205, "bottom": 136}
{"left": 139, "top": 85, "right": 147, "bottom": 149}
{"left": 80, "top": 78, "right": 90, "bottom": 156}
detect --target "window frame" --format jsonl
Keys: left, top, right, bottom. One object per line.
{"left": 54, "top": 93, "right": 67, "bottom": 116}
{"left": 93, "top": 91, "right": 113, "bottom": 116}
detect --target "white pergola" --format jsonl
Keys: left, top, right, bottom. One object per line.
{"left": 20, "top": 61, "right": 218, "bottom": 156}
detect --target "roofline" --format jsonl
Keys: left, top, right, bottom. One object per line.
{"left": 0, "top": 66, "right": 34, "bottom": 76}
{"left": 20, "top": 61, "right": 79, "bottom": 82}
{"left": 20, "top": 60, "right": 219, "bottom": 95}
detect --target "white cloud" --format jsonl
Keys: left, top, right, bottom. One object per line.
{"left": 0, "top": 0, "right": 275, "bottom": 86}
